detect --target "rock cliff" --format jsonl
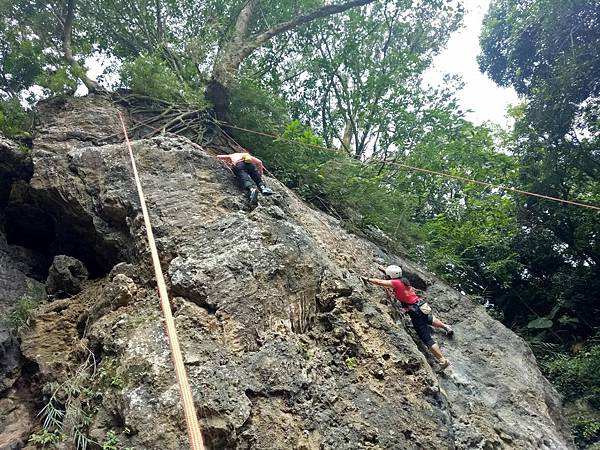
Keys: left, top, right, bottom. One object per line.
{"left": 0, "top": 95, "right": 574, "bottom": 449}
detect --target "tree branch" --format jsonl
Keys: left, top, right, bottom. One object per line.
{"left": 156, "top": 0, "right": 163, "bottom": 42}
{"left": 239, "top": 0, "right": 376, "bottom": 61}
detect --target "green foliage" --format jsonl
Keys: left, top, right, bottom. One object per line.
{"left": 99, "top": 430, "right": 135, "bottom": 450}
{"left": 480, "top": 0, "right": 600, "bottom": 111}
{"left": 0, "top": 98, "right": 32, "bottom": 138}
{"left": 40, "top": 377, "right": 94, "bottom": 450}
{"left": 478, "top": 0, "right": 600, "bottom": 346}
{"left": 8, "top": 296, "right": 40, "bottom": 335}
{"left": 0, "top": 0, "right": 91, "bottom": 99}
{"left": 35, "top": 66, "right": 80, "bottom": 95}
{"left": 35, "top": 355, "right": 130, "bottom": 450}
{"left": 250, "top": 0, "right": 464, "bottom": 159}
{"left": 230, "top": 78, "right": 290, "bottom": 135}
{"left": 120, "top": 53, "right": 208, "bottom": 108}
{"left": 102, "top": 431, "right": 120, "bottom": 450}
{"left": 541, "top": 344, "right": 600, "bottom": 409}
{"left": 571, "top": 416, "right": 600, "bottom": 449}
{"left": 388, "top": 122, "right": 522, "bottom": 293}
{"left": 97, "top": 358, "right": 125, "bottom": 388}
{"left": 345, "top": 357, "right": 358, "bottom": 369}
{"left": 28, "top": 429, "right": 63, "bottom": 448}
{"left": 0, "top": 35, "right": 45, "bottom": 96}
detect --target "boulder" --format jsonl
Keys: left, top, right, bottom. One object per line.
{"left": 46, "top": 255, "right": 89, "bottom": 298}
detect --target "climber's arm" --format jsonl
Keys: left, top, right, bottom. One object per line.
{"left": 363, "top": 277, "right": 394, "bottom": 288}
{"left": 251, "top": 156, "right": 264, "bottom": 174}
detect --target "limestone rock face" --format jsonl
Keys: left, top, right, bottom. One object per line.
{"left": 0, "top": 136, "right": 32, "bottom": 208}
{"left": 0, "top": 324, "right": 20, "bottom": 393}
{"left": 0, "top": 138, "right": 46, "bottom": 450}
{"left": 0, "top": 96, "right": 575, "bottom": 450}
{"left": 0, "top": 138, "right": 45, "bottom": 388}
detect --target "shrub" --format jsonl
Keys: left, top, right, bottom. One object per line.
{"left": 345, "top": 357, "right": 358, "bottom": 369}
{"left": 541, "top": 344, "right": 600, "bottom": 409}
{"left": 571, "top": 416, "right": 600, "bottom": 449}
{"left": 0, "top": 98, "right": 33, "bottom": 138}
{"left": 28, "top": 429, "right": 63, "bottom": 448}
{"left": 8, "top": 296, "right": 40, "bottom": 335}
{"left": 120, "top": 53, "right": 207, "bottom": 108}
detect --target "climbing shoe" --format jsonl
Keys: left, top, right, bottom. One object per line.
{"left": 437, "top": 359, "right": 450, "bottom": 371}
{"left": 260, "top": 184, "right": 274, "bottom": 195}
{"left": 445, "top": 326, "right": 454, "bottom": 338}
{"left": 248, "top": 188, "right": 259, "bottom": 206}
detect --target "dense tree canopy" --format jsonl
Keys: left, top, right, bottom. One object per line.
{"left": 247, "top": 1, "right": 463, "bottom": 158}
{"left": 480, "top": 0, "right": 600, "bottom": 337}
{"left": 480, "top": 3, "right": 600, "bottom": 445}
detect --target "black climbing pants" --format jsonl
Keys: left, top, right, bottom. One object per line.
{"left": 407, "top": 307, "right": 434, "bottom": 347}
{"left": 232, "top": 162, "right": 263, "bottom": 190}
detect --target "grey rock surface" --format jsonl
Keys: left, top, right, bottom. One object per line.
{"left": 46, "top": 255, "right": 89, "bottom": 298}
{"left": 0, "top": 136, "right": 32, "bottom": 208}
{"left": 0, "top": 96, "right": 575, "bottom": 450}
{"left": 0, "top": 230, "right": 46, "bottom": 319}
{"left": 0, "top": 137, "right": 47, "bottom": 448}
{"left": 0, "top": 323, "right": 20, "bottom": 393}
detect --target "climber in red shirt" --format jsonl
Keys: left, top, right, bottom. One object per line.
{"left": 217, "top": 150, "right": 273, "bottom": 205}
{"left": 363, "top": 264, "right": 453, "bottom": 370}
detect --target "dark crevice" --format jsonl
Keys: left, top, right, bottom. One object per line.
{"left": 76, "top": 314, "right": 89, "bottom": 339}
{"left": 20, "top": 359, "right": 40, "bottom": 380}
{"left": 244, "top": 388, "right": 292, "bottom": 400}
{"left": 198, "top": 301, "right": 218, "bottom": 315}
{"left": 0, "top": 150, "right": 33, "bottom": 209}
{"left": 404, "top": 270, "right": 428, "bottom": 291}
{"left": 5, "top": 204, "right": 55, "bottom": 252}
{"left": 4, "top": 199, "right": 127, "bottom": 279}
{"left": 11, "top": 358, "right": 42, "bottom": 412}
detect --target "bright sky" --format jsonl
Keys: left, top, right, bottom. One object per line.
{"left": 423, "top": 0, "right": 520, "bottom": 128}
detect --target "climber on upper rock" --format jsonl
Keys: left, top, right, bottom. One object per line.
{"left": 362, "top": 264, "right": 454, "bottom": 370}
{"left": 217, "top": 150, "right": 274, "bottom": 206}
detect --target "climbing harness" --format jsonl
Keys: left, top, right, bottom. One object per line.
{"left": 418, "top": 301, "right": 432, "bottom": 315}
{"left": 118, "top": 112, "right": 205, "bottom": 450}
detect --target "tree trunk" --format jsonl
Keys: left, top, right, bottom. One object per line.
{"left": 208, "top": 0, "right": 375, "bottom": 120}
{"left": 63, "top": 0, "right": 100, "bottom": 92}
{"left": 339, "top": 120, "right": 354, "bottom": 154}
{"left": 212, "top": 0, "right": 259, "bottom": 89}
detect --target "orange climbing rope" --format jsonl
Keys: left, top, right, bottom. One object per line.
{"left": 118, "top": 112, "right": 205, "bottom": 450}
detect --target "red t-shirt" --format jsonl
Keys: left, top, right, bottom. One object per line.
{"left": 390, "top": 279, "right": 419, "bottom": 310}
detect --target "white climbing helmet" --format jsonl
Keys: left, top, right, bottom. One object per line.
{"left": 385, "top": 265, "right": 402, "bottom": 279}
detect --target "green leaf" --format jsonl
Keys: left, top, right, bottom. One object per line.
{"left": 527, "top": 317, "right": 553, "bottom": 329}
